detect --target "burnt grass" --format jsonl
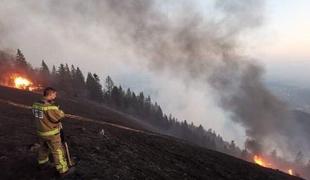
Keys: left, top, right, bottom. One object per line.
{"left": 0, "top": 86, "right": 304, "bottom": 180}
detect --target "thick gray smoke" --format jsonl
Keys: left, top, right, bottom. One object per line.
{"left": 0, "top": 0, "right": 309, "bottom": 160}
{"left": 91, "top": 0, "right": 307, "bottom": 159}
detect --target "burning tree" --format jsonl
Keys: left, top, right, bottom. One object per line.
{"left": 0, "top": 49, "right": 87, "bottom": 96}
{"left": 0, "top": 49, "right": 39, "bottom": 91}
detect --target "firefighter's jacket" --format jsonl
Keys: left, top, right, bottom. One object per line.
{"left": 32, "top": 100, "right": 65, "bottom": 136}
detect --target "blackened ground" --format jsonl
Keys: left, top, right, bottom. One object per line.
{"left": 0, "top": 86, "right": 304, "bottom": 180}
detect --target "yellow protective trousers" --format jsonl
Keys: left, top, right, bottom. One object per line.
{"left": 37, "top": 133, "right": 69, "bottom": 174}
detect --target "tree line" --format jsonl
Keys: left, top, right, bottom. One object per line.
{"left": 5, "top": 49, "right": 310, "bottom": 175}
{"left": 0, "top": 49, "right": 243, "bottom": 156}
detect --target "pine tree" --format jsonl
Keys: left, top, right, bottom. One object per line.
{"left": 15, "top": 49, "right": 28, "bottom": 68}
{"left": 75, "top": 67, "right": 85, "bottom": 84}
{"left": 144, "top": 95, "right": 152, "bottom": 116}
{"left": 73, "top": 67, "right": 86, "bottom": 97}
{"left": 86, "top": 73, "right": 103, "bottom": 102}
{"left": 57, "top": 64, "right": 66, "bottom": 89}
{"left": 15, "top": 49, "right": 30, "bottom": 74}
{"left": 138, "top": 92, "right": 145, "bottom": 105}
{"left": 39, "top": 60, "right": 50, "bottom": 87}
{"left": 137, "top": 92, "right": 145, "bottom": 115}
{"left": 41, "top": 60, "right": 50, "bottom": 74}
{"left": 71, "top": 65, "right": 86, "bottom": 97}
{"left": 56, "top": 64, "right": 73, "bottom": 93}
{"left": 50, "top": 65, "right": 57, "bottom": 87}
{"left": 64, "top": 64, "right": 71, "bottom": 79}
{"left": 105, "top": 75, "right": 114, "bottom": 96}
{"left": 93, "top": 74, "right": 103, "bottom": 101}
{"left": 71, "top": 65, "right": 76, "bottom": 77}
{"left": 118, "top": 86, "right": 125, "bottom": 109}
{"left": 153, "top": 103, "right": 164, "bottom": 127}
{"left": 123, "top": 88, "right": 132, "bottom": 110}
{"left": 111, "top": 86, "right": 121, "bottom": 107}
{"left": 130, "top": 92, "right": 138, "bottom": 114}
{"left": 52, "top": 65, "right": 57, "bottom": 76}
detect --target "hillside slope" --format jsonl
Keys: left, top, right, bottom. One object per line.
{"left": 0, "top": 86, "right": 303, "bottom": 180}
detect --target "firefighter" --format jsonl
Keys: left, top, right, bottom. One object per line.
{"left": 32, "top": 87, "right": 74, "bottom": 176}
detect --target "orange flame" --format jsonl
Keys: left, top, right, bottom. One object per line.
{"left": 14, "top": 76, "right": 32, "bottom": 89}
{"left": 3, "top": 74, "right": 40, "bottom": 91}
{"left": 253, "top": 155, "right": 296, "bottom": 176}
{"left": 288, "top": 169, "right": 294, "bottom": 176}
{"left": 253, "top": 155, "right": 272, "bottom": 168}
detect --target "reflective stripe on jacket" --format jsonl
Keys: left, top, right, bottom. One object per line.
{"left": 32, "top": 101, "right": 65, "bottom": 136}
{"left": 32, "top": 103, "right": 59, "bottom": 111}
{"left": 37, "top": 128, "right": 60, "bottom": 136}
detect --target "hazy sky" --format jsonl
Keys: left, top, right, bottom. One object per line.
{"left": 249, "top": 0, "right": 310, "bottom": 87}
{"left": 261, "top": 0, "right": 310, "bottom": 62}
{"left": 0, "top": 0, "right": 309, "bottom": 147}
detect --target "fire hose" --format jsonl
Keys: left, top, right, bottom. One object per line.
{"left": 0, "top": 98, "right": 154, "bottom": 166}
{"left": 0, "top": 98, "right": 154, "bottom": 134}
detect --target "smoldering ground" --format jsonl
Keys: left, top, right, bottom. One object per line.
{"left": 0, "top": 0, "right": 309, "bottom": 160}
